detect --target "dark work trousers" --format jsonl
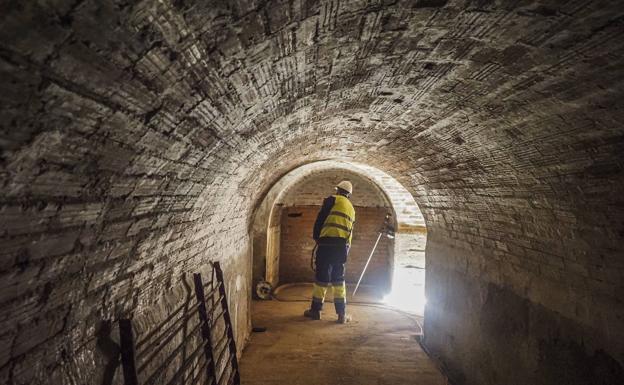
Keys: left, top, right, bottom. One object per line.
{"left": 310, "top": 243, "right": 348, "bottom": 315}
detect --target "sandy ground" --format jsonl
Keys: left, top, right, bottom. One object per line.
{"left": 239, "top": 284, "right": 447, "bottom": 385}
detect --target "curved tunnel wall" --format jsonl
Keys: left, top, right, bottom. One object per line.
{"left": 276, "top": 167, "right": 393, "bottom": 287}
{"left": 252, "top": 162, "right": 395, "bottom": 289}
{"left": 250, "top": 160, "right": 424, "bottom": 291}
{"left": 1, "top": 1, "right": 623, "bottom": 385}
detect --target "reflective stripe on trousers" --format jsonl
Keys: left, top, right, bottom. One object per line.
{"left": 311, "top": 281, "right": 346, "bottom": 314}
{"left": 311, "top": 248, "right": 348, "bottom": 315}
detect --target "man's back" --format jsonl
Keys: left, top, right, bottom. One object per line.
{"left": 305, "top": 181, "right": 355, "bottom": 323}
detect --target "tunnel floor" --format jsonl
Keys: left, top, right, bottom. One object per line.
{"left": 239, "top": 284, "right": 446, "bottom": 385}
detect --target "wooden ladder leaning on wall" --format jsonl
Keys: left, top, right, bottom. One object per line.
{"left": 118, "top": 261, "right": 241, "bottom": 385}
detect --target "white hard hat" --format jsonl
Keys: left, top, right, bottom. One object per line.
{"left": 336, "top": 180, "right": 353, "bottom": 194}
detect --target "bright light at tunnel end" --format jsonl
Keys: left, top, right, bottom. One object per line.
{"left": 382, "top": 268, "right": 427, "bottom": 316}
{"left": 382, "top": 292, "right": 427, "bottom": 315}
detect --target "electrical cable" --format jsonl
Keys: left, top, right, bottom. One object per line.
{"left": 264, "top": 283, "right": 452, "bottom": 383}
{"left": 270, "top": 283, "right": 424, "bottom": 334}
{"left": 310, "top": 244, "right": 317, "bottom": 272}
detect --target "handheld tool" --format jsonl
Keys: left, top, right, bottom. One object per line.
{"left": 352, "top": 213, "right": 395, "bottom": 297}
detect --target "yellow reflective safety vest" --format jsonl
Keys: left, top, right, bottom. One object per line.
{"left": 319, "top": 195, "right": 355, "bottom": 245}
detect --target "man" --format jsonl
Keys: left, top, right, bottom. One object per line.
{"left": 304, "top": 180, "right": 355, "bottom": 324}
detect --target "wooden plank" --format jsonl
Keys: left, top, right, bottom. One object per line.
{"left": 213, "top": 262, "right": 241, "bottom": 385}
{"left": 119, "top": 319, "right": 140, "bottom": 385}
{"left": 194, "top": 273, "right": 219, "bottom": 385}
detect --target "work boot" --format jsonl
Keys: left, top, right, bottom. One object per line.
{"left": 337, "top": 313, "right": 351, "bottom": 324}
{"left": 303, "top": 309, "right": 321, "bottom": 320}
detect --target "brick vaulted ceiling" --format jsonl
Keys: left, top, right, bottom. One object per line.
{"left": 0, "top": 1, "right": 623, "bottom": 384}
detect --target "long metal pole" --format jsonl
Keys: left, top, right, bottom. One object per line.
{"left": 352, "top": 232, "right": 383, "bottom": 297}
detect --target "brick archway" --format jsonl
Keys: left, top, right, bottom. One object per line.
{"left": 251, "top": 160, "right": 426, "bottom": 309}
{"left": 2, "top": 1, "right": 623, "bottom": 383}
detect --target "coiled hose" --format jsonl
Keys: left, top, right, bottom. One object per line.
{"left": 270, "top": 282, "right": 423, "bottom": 335}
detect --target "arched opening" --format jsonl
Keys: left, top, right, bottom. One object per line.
{"left": 277, "top": 169, "right": 394, "bottom": 293}
{"left": 251, "top": 160, "right": 427, "bottom": 314}
{"left": 5, "top": 1, "right": 623, "bottom": 383}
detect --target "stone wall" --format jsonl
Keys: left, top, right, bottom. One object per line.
{"left": 1, "top": 1, "right": 623, "bottom": 384}
{"left": 276, "top": 169, "right": 392, "bottom": 287}
{"left": 251, "top": 163, "right": 400, "bottom": 289}
{"left": 279, "top": 170, "right": 389, "bottom": 208}
{"left": 280, "top": 206, "right": 392, "bottom": 287}
{"left": 424, "top": 244, "right": 624, "bottom": 385}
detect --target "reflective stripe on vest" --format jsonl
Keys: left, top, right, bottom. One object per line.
{"left": 320, "top": 195, "right": 355, "bottom": 244}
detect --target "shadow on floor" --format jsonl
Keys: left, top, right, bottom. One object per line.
{"left": 240, "top": 284, "right": 446, "bottom": 385}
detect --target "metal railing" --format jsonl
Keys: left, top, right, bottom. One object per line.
{"left": 118, "top": 262, "right": 240, "bottom": 385}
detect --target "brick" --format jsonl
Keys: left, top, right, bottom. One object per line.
{"left": 12, "top": 307, "right": 68, "bottom": 357}
{"left": 0, "top": 204, "right": 58, "bottom": 236}
{"left": 27, "top": 232, "right": 79, "bottom": 260}
{"left": 0, "top": 1, "right": 622, "bottom": 384}
{"left": 0, "top": 265, "right": 41, "bottom": 304}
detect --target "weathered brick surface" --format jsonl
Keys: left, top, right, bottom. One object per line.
{"left": 1, "top": 1, "right": 623, "bottom": 384}
{"left": 275, "top": 169, "right": 394, "bottom": 287}
{"left": 251, "top": 160, "right": 425, "bottom": 291}
{"left": 280, "top": 206, "right": 392, "bottom": 288}
{"left": 280, "top": 171, "right": 390, "bottom": 208}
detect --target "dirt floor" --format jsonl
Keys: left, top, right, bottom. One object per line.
{"left": 239, "top": 284, "right": 448, "bottom": 385}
